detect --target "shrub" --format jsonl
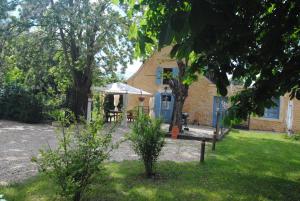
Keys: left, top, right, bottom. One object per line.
{"left": 129, "top": 113, "right": 165, "bottom": 178}
{"left": 33, "top": 111, "right": 112, "bottom": 201}
{"left": 0, "top": 84, "right": 43, "bottom": 123}
{"left": 285, "top": 133, "right": 300, "bottom": 141}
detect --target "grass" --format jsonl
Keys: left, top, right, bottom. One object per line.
{"left": 1, "top": 130, "right": 300, "bottom": 201}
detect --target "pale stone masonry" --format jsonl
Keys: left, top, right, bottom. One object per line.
{"left": 127, "top": 47, "right": 300, "bottom": 133}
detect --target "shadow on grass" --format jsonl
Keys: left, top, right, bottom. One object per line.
{"left": 85, "top": 132, "right": 300, "bottom": 201}
{"left": 85, "top": 159, "right": 300, "bottom": 201}
{"left": 1, "top": 131, "right": 300, "bottom": 201}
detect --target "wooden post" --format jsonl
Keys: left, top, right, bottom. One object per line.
{"left": 122, "top": 93, "right": 128, "bottom": 127}
{"left": 87, "top": 97, "right": 92, "bottom": 123}
{"left": 212, "top": 131, "right": 217, "bottom": 151}
{"left": 247, "top": 113, "right": 251, "bottom": 130}
{"left": 212, "top": 111, "right": 220, "bottom": 151}
{"left": 216, "top": 111, "right": 220, "bottom": 137}
{"left": 200, "top": 140, "right": 206, "bottom": 163}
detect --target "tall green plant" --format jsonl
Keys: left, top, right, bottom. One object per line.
{"left": 33, "top": 110, "right": 113, "bottom": 201}
{"left": 129, "top": 113, "right": 165, "bottom": 178}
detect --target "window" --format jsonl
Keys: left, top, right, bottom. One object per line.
{"left": 162, "top": 68, "right": 173, "bottom": 85}
{"left": 161, "top": 94, "right": 171, "bottom": 110}
{"left": 263, "top": 98, "right": 280, "bottom": 119}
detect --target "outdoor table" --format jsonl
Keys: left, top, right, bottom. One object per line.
{"left": 108, "top": 110, "right": 123, "bottom": 122}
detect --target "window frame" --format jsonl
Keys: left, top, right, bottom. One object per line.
{"left": 262, "top": 98, "right": 280, "bottom": 120}
{"left": 161, "top": 94, "right": 172, "bottom": 110}
{"left": 162, "top": 68, "right": 173, "bottom": 85}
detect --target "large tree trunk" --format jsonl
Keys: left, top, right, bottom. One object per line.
{"left": 67, "top": 71, "right": 92, "bottom": 120}
{"left": 169, "top": 96, "right": 185, "bottom": 131}
{"left": 68, "top": 85, "right": 89, "bottom": 119}
{"left": 169, "top": 61, "right": 189, "bottom": 132}
{"left": 73, "top": 191, "right": 81, "bottom": 201}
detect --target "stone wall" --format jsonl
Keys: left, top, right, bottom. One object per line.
{"left": 249, "top": 95, "right": 300, "bottom": 133}
{"left": 293, "top": 99, "right": 300, "bottom": 133}
{"left": 127, "top": 46, "right": 178, "bottom": 110}
{"left": 127, "top": 47, "right": 219, "bottom": 126}
{"left": 184, "top": 80, "right": 217, "bottom": 125}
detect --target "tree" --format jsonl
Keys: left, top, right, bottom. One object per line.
{"left": 168, "top": 60, "right": 189, "bottom": 131}
{"left": 0, "top": 0, "right": 19, "bottom": 85}
{"left": 1, "top": 29, "right": 71, "bottom": 117}
{"left": 20, "top": 0, "right": 133, "bottom": 118}
{"left": 126, "top": 0, "right": 300, "bottom": 121}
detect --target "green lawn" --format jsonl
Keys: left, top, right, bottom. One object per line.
{"left": 1, "top": 130, "right": 300, "bottom": 201}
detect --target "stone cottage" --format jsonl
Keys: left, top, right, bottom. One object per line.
{"left": 127, "top": 47, "right": 300, "bottom": 133}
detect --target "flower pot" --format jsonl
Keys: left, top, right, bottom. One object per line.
{"left": 138, "top": 96, "right": 145, "bottom": 102}
{"left": 171, "top": 126, "right": 179, "bottom": 139}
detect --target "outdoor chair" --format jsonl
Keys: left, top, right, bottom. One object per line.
{"left": 104, "top": 110, "right": 113, "bottom": 122}
{"left": 127, "top": 110, "right": 135, "bottom": 122}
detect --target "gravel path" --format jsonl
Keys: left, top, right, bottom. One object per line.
{"left": 0, "top": 120, "right": 56, "bottom": 185}
{"left": 0, "top": 121, "right": 202, "bottom": 185}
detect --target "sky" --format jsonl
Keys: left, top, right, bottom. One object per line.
{"left": 118, "top": 60, "right": 142, "bottom": 79}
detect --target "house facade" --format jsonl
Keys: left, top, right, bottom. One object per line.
{"left": 127, "top": 46, "right": 300, "bottom": 133}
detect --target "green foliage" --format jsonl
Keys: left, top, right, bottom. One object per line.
{"left": 4, "top": 67, "right": 24, "bottom": 84}
{"left": 0, "top": 0, "right": 19, "bottom": 84}
{"left": 33, "top": 111, "right": 113, "bottom": 201}
{"left": 126, "top": 0, "right": 300, "bottom": 122}
{"left": 1, "top": 0, "right": 134, "bottom": 119}
{"left": 129, "top": 113, "right": 165, "bottom": 177}
{"left": 285, "top": 133, "right": 300, "bottom": 141}
{"left": 1, "top": 31, "right": 69, "bottom": 119}
{"left": 17, "top": 0, "right": 135, "bottom": 117}
{"left": 0, "top": 84, "right": 43, "bottom": 123}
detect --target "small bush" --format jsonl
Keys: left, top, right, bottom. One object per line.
{"left": 0, "top": 84, "right": 43, "bottom": 123}
{"left": 33, "top": 111, "right": 112, "bottom": 201}
{"left": 285, "top": 133, "right": 300, "bottom": 141}
{"left": 129, "top": 113, "right": 165, "bottom": 178}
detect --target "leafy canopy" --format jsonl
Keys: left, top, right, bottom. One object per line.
{"left": 126, "top": 0, "right": 300, "bottom": 120}
{"left": 1, "top": 0, "right": 135, "bottom": 117}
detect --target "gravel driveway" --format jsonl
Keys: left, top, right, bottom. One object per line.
{"left": 0, "top": 120, "right": 203, "bottom": 185}
{"left": 0, "top": 120, "right": 56, "bottom": 185}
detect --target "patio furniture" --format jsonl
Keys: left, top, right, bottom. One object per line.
{"left": 109, "top": 110, "right": 123, "bottom": 122}
{"left": 92, "top": 82, "right": 152, "bottom": 126}
{"left": 182, "top": 112, "right": 189, "bottom": 131}
{"left": 127, "top": 110, "right": 135, "bottom": 122}
{"left": 104, "top": 110, "right": 114, "bottom": 122}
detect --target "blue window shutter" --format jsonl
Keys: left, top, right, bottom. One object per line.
{"left": 172, "top": 67, "right": 179, "bottom": 78}
{"left": 154, "top": 92, "right": 161, "bottom": 118}
{"left": 156, "top": 67, "right": 163, "bottom": 85}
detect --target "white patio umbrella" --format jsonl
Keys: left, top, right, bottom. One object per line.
{"left": 91, "top": 82, "right": 152, "bottom": 126}
{"left": 92, "top": 82, "right": 152, "bottom": 96}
